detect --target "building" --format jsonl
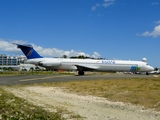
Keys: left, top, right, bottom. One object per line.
{"left": 0, "top": 54, "right": 27, "bottom": 71}
{"left": 0, "top": 54, "right": 26, "bottom": 66}
{"left": 0, "top": 54, "right": 44, "bottom": 71}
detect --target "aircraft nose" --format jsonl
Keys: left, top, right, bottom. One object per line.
{"left": 150, "top": 66, "right": 154, "bottom": 71}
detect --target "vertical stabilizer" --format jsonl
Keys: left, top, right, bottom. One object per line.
{"left": 14, "top": 44, "right": 43, "bottom": 59}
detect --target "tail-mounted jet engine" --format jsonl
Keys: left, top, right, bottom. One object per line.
{"left": 38, "top": 61, "right": 61, "bottom": 67}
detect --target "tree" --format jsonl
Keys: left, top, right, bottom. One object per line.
{"left": 35, "top": 66, "right": 41, "bottom": 71}
{"left": 78, "top": 55, "right": 84, "bottom": 59}
{"left": 70, "top": 55, "right": 90, "bottom": 59}
{"left": 22, "top": 68, "right": 27, "bottom": 71}
{"left": 2, "top": 67, "right": 8, "bottom": 71}
{"left": 8, "top": 67, "right": 14, "bottom": 71}
{"left": 29, "top": 67, "right": 34, "bottom": 72}
{"left": 70, "top": 56, "right": 77, "bottom": 59}
{"left": 154, "top": 67, "right": 158, "bottom": 71}
{"left": 62, "top": 55, "right": 67, "bottom": 58}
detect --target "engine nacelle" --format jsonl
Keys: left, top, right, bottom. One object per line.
{"left": 39, "top": 61, "right": 61, "bottom": 67}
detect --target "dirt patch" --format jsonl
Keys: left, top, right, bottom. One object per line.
{"left": 4, "top": 86, "right": 160, "bottom": 120}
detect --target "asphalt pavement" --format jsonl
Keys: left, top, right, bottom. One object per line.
{"left": 0, "top": 73, "right": 158, "bottom": 86}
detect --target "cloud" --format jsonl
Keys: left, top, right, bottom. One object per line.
{"left": 91, "top": 0, "right": 114, "bottom": 11}
{"left": 102, "top": 0, "right": 115, "bottom": 7}
{"left": 0, "top": 39, "right": 100, "bottom": 58}
{"left": 139, "top": 25, "right": 160, "bottom": 38}
{"left": 151, "top": 2, "right": 159, "bottom": 5}
{"left": 92, "top": 52, "right": 101, "bottom": 58}
{"left": 91, "top": 3, "right": 100, "bottom": 11}
{"left": 154, "top": 20, "right": 160, "bottom": 24}
{"left": 0, "top": 39, "right": 19, "bottom": 53}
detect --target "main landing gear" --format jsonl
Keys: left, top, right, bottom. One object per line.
{"left": 146, "top": 72, "right": 149, "bottom": 75}
{"left": 78, "top": 71, "right": 84, "bottom": 75}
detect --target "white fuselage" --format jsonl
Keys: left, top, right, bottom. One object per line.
{"left": 24, "top": 58, "right": 154, "bottom": 72}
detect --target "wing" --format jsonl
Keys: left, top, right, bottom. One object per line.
{"left": 75, "top": 64, "right": 99, "bottom": 71}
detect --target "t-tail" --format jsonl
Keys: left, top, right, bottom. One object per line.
{"left": 14, "top": 43, "right": 43, "bottom": 59}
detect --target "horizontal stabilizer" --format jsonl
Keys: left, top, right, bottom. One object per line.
{"left": 13, "top": 43, "right": 33, "bottom": 48}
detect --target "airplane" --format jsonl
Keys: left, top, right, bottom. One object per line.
{"left": 149, "top": 70, "right": 160, "bottom": 74}
{"left": 14, "top": 44, "right": 154, "bottom": 75}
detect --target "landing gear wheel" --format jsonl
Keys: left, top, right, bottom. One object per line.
{"left": 78, "top": 71, "right": 84, "bottom": 75}
{"left": 146, "top": 72, "right": 149, "bottom": 75}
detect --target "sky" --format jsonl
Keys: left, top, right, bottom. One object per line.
{"left": 0, "top": 0, "right": 160, "bottom": 67}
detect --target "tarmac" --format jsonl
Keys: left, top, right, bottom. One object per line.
{"left": 0, "top": 73, "right": 159, "bottom": 85}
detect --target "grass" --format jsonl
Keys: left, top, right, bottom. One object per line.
{"left": 40, "top": 77, "right": 160, "bottom": 111}
{"left": 1, "top": 72, "right": 160, "bottom": 118}
{"left": 0, "top": 87, "right": 64, "bottom": 120}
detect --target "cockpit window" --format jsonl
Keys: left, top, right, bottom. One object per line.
{"left": 146, "top": 64, "right": 149, "bottom": 66}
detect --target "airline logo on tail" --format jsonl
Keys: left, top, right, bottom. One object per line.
{"left": 130, "top": 66, "right": 140, "bottom": 72}
{"left": 27, "top": 50, "right": 33, "bottom": 57}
